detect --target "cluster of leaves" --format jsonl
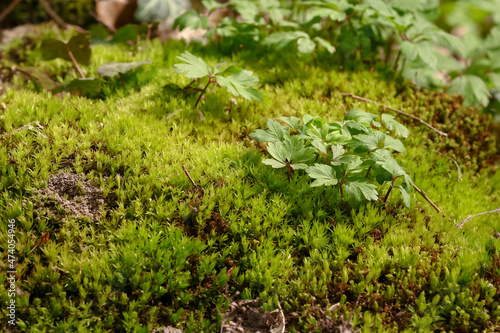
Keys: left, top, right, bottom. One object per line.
{"left": 16, "top": 28, "right": 153, "bottom": 98}
{"left": 437, "top": 0, "right": 500, "bottom": 120}
{"left": 173, "top": 50, "right": 264, "bottom": 109}
{"left": 89, "top": 22, "right": 157, "bottom": 47}
{"left": 250, "top": 109, "right": 413, "bottom": 207}
{"left": 172, "top": 0, "right": 500, "bottom": 116}
{"left": 174, "top": 0, "right": 336, "bottom": 57}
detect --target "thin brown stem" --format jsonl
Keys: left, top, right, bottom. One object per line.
{"left": 27, "top": 232, "right": 50, "bottom": 255}
{"left": 311, "top": 52, "right": 318, "bottom": 67}
{"left": 184, "top": 80, "right": 196, "bottom": 89}
{"left": 65, "top": 45, "right": 85, "bottom": 78}
{"left": 182, "top": 165, "right": 198, "bottom": 189}
{"left": 383, "top": 176, "right": 395, "bottom": 203}
{"left": 365, "top": 165, "right": 372, "bottom": 179}
{"left": 0, "top": 77, "right": 5, "bottom": 96}
{"left": 412, "top": 183, "right": 441, "bottom": 212}
{"left": 286, "top": 163, "right": 293, "bottom": 182}
{"left": 194, "top": 79, "right": 213, "bottom": 109}
{"left": 0, "top": 0, "right": 23, "bottom": 24}
{"left": 339, "top": 172, "right": 349, "bottom": 202}
{"left": 39, "top": 0, "right": 85, "bottom": 32}
{"left": 340, "top": 92, "right": 448, "bottom": 137}
{"left": 435, "top": 151, "right": 462, "bottom": 182}
{"left": 118, "top": 73, "right": 126, "bottom": 89}
{"left": 393, "top": 50, "right": 401, "bottom": 71}
{"left": 456, "top": 208, "right": 500, "bottom": 229}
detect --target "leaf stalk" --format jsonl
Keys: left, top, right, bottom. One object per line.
{"left": 65, "top": 44, "right": 85, "bottom": 79}
{"left": 194, "top": 76, "right": 214, "bottom": 109}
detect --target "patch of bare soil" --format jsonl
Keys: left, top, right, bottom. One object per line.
{"left": 151, "top": 327, "right": 183, "bottom": 333}
{"left": 31, "top": 172, "right": 104, "bottom": 222}
{"left": 0, "top": 23, "right": 47, "bottom": 46}
{"left": 221, "top": 298, "right": 285, "bottom": 333}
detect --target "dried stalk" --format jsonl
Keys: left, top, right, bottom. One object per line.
{"left": 65, "top": 45, "right": 85, "bottom": 78}
{"left": 340, "top": 92, "right": 448, "bottom": 137}
{"left": 456, "top": 208, "right": 500, "bottom": 229}
{"left": 0, "top": 121, "right": 47, "bottom": 138}
{"left": 182, "top": 165, "right": 198, "bottom": 189}
{"left": 0, "top": 0, "right": 23, "bottom": 24}
{"left": 412, "top": 184, "right": 441, "bottom": 212}
{"left": 436, "top": 151, "right": 462, "bottom": 182}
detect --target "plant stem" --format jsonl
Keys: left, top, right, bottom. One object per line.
{"left": 311, "top": 52, "right": 318, "bottom": 67}
{"left": 184, "top": 80, "right": 196, "bottom": 89}
{"left": 385, "top": 34, "right": 394, "bottom": 65}
{"left": 339, "top": 171, "right": 349, "bottom": 202}
{"left": 194, "top": 78, "right": 212, "bottom": 109}
{"left": 365, "top": 166, "right": 372, "bottom": 179}
{"left": 412, "top": 183, "right": 441, "bottom": 212}
{"left": 40, "top": 0, "right": 84, "bottom": 31}
{"left": 393, "top": 49, "right": 401, "bottom": 71}
{"left": 340, "top": 92, "right": 448, "bottom": 137}
{"left": 182, "top": 165, "right": 198, "bottom": 189}
{"left": 286, "top": 163, "right": 293, "bottom": 182}
{"left": 0, "top": 0, "right": 23, "bottom": 24}
{"left": 456, "top": 207, "right": 500, "bottom": 229}
{"left": 66, "top": 45, "right": 85, "bottom": 79}
{"left": 119, "top": 73, "right": 126, "bottom": 89}
{"left": 383, "top": 176, "right": 396, "bottom": 203}
{"left": 435, "top": 151, "right": 462, "bottom": 182}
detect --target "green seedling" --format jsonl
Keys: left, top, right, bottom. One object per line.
{"left": 262, "top": 31, "right": 335, "bottom": 66}
{"left": 112, "top": 23, "right": 149, "bottom": 45}
{"left": 173, "top": 9, "right": 210, "bottom": 31}
{"left": 39, "top": 32, "right": 103, "bottom": 97}
{"left": 176, "top": 0, "right": 499, "bottom": 116}
{"left": 13, "top": 66, "right": 58, "bottom": 91}
{"left": 98, "top": 60, "right": 152, "bottom": 88}
{"left": 52, "top": 77, "right": 103, "bottom": 98}
{"left": 251, "top": 109, "right": 414, "bottom": 207}
{"left": 173, "top": 51, "right": 264, "bottom": 109}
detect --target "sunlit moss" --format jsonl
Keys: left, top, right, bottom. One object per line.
{"left": 0, "top": 29, "right": 499, "bottom": 332}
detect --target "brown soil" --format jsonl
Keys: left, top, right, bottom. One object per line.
{"left": 31, "top": 172, "right": 104, "bottom": 222}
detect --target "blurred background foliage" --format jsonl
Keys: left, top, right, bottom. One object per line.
{"left": 1, "top": 0, "right": 500, "bottom": 120}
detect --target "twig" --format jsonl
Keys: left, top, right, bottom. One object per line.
{"left": 182, "top": 165, "right": 198, "bottom": 189}
{"left": 0, "top": 121, "right": 47, "bottom": 138}
{"left": 39, "top": 0, "right": 85, "bottom": 32}
{"left": 435, "top": 151, "right": 462, "bottom": 182}
{"left": 412, "top": 184, "right": 441, "bottom": 212}
{"left": 0, "top": 0, "right": 23, "bottom": 24}
{"left": 166, "top": 109, "right": 182, "bottom": 120}
{"left": 456, "top": 208, "right": 500, "bottom": 229}
{"left": 340, "top": 92, "right": 448, "bottom": 137}
{"left": 272, "top": 302, "right": 286, "bottom": 333}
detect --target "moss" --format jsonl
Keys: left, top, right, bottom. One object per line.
{"left": 0, "top": 28, "right": 499, "bottom": 332}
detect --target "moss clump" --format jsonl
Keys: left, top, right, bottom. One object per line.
{"left": 401, "top": 88, "right": 498, "bottom": 171}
